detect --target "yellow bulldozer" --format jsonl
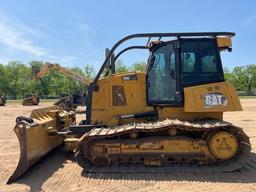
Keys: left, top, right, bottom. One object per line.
{"left": 22, "top": 93, "right": 40, "bottom": 106}
{"left": 7, "top": 32, "right": 251, "bottom": 183}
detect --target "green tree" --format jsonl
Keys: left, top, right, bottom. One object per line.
{"left": 18, "top": 63, "right": 31, "bottom": 97}
{"left": 115, "top": 59, "right": 129, "bottom": 73}
{"left": 244, "top": 65, "right": 256, "bottom": 94}
{"left": 0, "top": 64, "right": 9, "bottom": 95}
{"left": 224, "top": 66, "right": 234, "bottom": 84}
{"left": 5, "top": 61, "right": 26, "bottom": 98}
{"left": 84, "top": 64, "right": 96, "bottom": 79}
{"left": 29, "top": 61, "right": 53, "bottom": 96}
{"left": 231, "top": 64, "right": 256, "bottom": 94}
{"left": 68, "top": 67, "right": 87, "bottom": 94}
{"left": 131, "top": 61, "right": 147, "bottom": 72}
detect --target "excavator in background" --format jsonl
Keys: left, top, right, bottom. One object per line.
{"left": 32, "top": 62, "right": 91, "bottom": 111}
{"left": 22, "top": 93, "right": 40, "bottom": 106}
{"left": 8, "top": 32, "right": 252, "bottom": 184}
{"left": 0, "top": 94, "right": 6, "bottom": 106}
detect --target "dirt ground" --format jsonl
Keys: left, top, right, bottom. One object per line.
{"left": 0, "top": 100, "right": 256, "bottom": 192}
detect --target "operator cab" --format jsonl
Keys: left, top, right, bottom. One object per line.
{"left": 87, "top": 32, "right": 234, "bottom": 124}
{"left": 147, "top": 38, "right": 224, "bottom": 106}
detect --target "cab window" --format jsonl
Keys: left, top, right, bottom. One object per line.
{"left": 200, "top": 41, "right": 218, "bottom": 73}
{"left": 147, "top": 43, "right": 177, "bottom": 104}
{"left": 181, "top": 52, "right": 196, "bottom": 72}
{"left": 180, "top": 39, "right": 223, "bottom": 85}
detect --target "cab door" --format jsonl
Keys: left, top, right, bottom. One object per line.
{"left": 146, "top": 41, "right": 182, "bottom": 106}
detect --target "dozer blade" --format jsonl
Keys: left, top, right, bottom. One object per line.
{"left": 7, "top": 106, "right": 75, "bottom": 183}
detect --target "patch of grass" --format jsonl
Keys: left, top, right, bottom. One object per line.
{"left": 6, "top": 100, "right": 23, "bottom": 104}
{"left": 40, "top": 99, "right": 59, "bottom": 102}
{"left": 239, "top": 96, "right": 256, "bottom": 99}
{"left": 7, "top": 99, "right": 58, "bottom": 105}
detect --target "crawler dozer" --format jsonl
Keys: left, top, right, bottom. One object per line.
{"left": 8, "top": 32, "right": 251, "bottom": 183}
{"left": 22, "top": 93, "right": 40, "bottom": 106}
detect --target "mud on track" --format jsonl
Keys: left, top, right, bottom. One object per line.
{"left": 0, "top": 100, "right": 256, "bottom": 192}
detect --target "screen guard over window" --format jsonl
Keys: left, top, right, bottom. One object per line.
{"left": 147, "top": 43, "right": 177, "bottom": 104}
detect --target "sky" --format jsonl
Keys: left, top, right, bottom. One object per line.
{"left": 0, "top": 0, "right": 255, "bottom": 70}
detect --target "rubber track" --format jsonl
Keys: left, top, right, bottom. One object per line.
{"left": 75, "top": 119, "right": 251, "bottom": 173}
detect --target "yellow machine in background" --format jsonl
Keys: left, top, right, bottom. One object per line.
{"left": 0, "top": 94, "right": 6, "bottom": 106}
{"left": 33, "top": 62, "right": 91, "bottom": 84}
{"left": 22, "top": 93, "right": 40, "bottom": 106}
{"left": 8, "top": 32, "right": 251, "bottom": 183}
{"left": 32, "top": 62, "right": 91, "bottom": 110}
